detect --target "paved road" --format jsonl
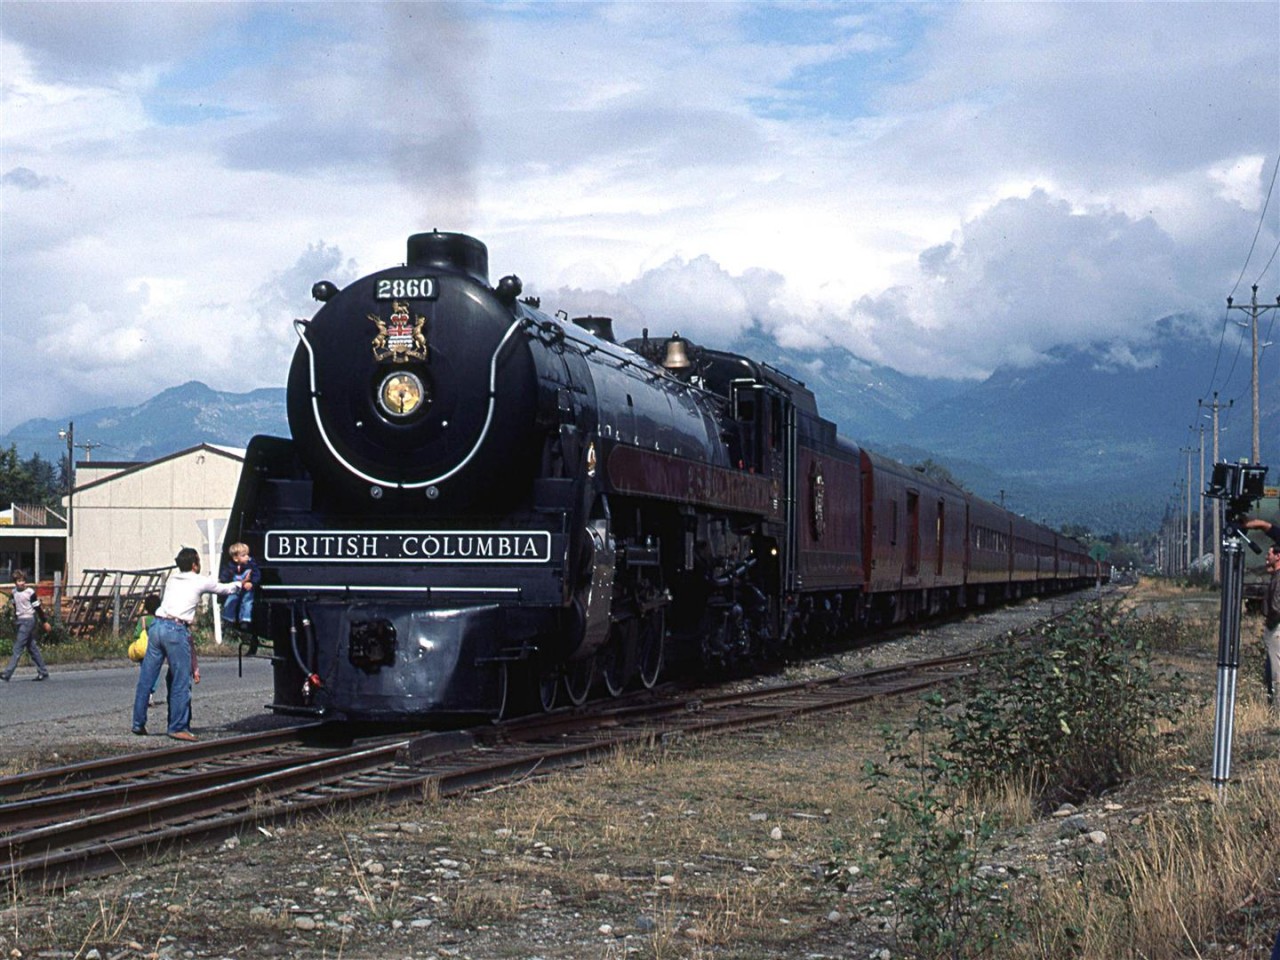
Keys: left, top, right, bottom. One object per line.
{"left": 0, "top": 652, "right": 294, "bottom": 755}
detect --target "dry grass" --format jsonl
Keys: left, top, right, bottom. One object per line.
{"left": 6, "top": 581, "right": 1280, "bottom": 958}
{"left": 1017, "top": 750, "right": 1280, "bottom": 959}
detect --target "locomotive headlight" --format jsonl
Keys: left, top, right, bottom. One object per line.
{"left": 377, "top": 371, "right": 428, "bottom": 418}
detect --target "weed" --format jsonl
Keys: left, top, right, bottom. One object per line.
{"left": 445, "top": 880, "right": 523, "bottom": 927}
{"left": 943, "top": 603, "right": 1189, "bottom": 809}
{"left": 861, "top": 711, "right": 1026, "bottom": 960}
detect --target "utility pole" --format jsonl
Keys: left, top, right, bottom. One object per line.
{"left": 57, "top": 422, "right": 75, "bottom": 587}
{"left": 1226, "top": 284, "right": 1278, "bottom": 464}
{"left": 1185, "top": 445, "right": 1193, "bottom": 571}
{"left": 74, "top": 439, "right": 102, "bottom": 462}
{"left": 1198, "top": 422, "right": 1206, "bottom": 568}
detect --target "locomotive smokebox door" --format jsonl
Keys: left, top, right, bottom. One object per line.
{"left": 349, "top": 619, "right": 397, "bottom": 672}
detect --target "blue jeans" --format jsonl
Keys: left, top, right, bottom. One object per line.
{"left": 222, "top": 587, "right": 254, "bottom": 624}
{"left": 132, "top": 618, "right": 193, "bottom": 734}
{"left": 3, "top": 618, "right": 48, "bottom": 679}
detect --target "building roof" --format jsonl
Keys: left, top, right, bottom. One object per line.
{"left": 72, "top": 443, "right": 245, "bottom": 495}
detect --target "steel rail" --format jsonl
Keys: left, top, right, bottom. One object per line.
{"left": 0, "top": 723, "right": 325, "bottom": 801}
{"left": 3, "top": 655, "right": 975, "bottom": 891}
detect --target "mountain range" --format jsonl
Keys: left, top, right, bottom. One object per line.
{"left": 728, "top": 317, "right": 1277, "bottom": 536}
{"left": 4, "top": 318, "right": 1273, "bottom": 537}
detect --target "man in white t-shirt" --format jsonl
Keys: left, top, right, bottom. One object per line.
{"left": 131, "top": 547, "right": 243, "bottom": 741}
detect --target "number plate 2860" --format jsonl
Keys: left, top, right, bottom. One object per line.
{"left": 375, "top": 277, "right": 437, "bottom": 300}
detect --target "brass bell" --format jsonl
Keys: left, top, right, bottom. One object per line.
{"left": 662, "top": 332, "right": 691, "bottom": 371}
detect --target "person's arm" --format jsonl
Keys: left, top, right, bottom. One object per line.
{"left": 28, "top": 592, "right": 51, "bottom": 631}
{"left": 206, "top": 576, "right": 243, "bottom": 597}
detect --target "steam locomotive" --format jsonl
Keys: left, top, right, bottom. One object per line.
{"left": 226, "top": 231, "right": 1095, "bottom": 722}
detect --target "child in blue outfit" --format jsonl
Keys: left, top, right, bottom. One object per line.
{"left": 219, "top": 542, "right": 261, "bottom": 628}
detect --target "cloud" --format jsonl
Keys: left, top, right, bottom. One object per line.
{"left": 0, "top": 2, "right": 241, "bottom": 85}
{"left": 1, "top": 166, "right": 61, "bottom": 190}
{"left": 847, "top": 189, "right": 1226, "bottom": 376}
{"left": 0, "top": 2, "right": 1277, "bottom": 433}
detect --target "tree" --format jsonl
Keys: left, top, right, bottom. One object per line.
{"left": 0, "top": 445, "right": 62, "bottom": 509}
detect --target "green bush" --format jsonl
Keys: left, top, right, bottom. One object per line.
{"left": 845, "top": 604, "right": 1190, "bottom": 957}
{"left": 942, "top": 603, "right": 1187, "bottom": 809}
{"left": 860, "top": 708, "right": 1025, "bottom": 960}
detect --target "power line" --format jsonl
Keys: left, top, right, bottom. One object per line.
{"left": 1255, "top": 234, "right": 1280, "bottom": 288}
{"left": 1230, "top": 152, "right": 1280, "bottom": 301}
{"left": 1200, "top": 305, "right": 1234, "bottom": 403}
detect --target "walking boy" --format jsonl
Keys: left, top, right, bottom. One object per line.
{"left": 2, "top": 570, "right": 51, "bottom": 682}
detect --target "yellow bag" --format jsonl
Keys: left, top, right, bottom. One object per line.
{"left": 128, "top": 627, "right": 148, "bottom": 662}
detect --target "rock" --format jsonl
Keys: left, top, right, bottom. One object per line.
{"left": 827, "top": 910, "right": 843, "bottom": 922}
{"left": 598, "top": 923, "right": 613, "bottom": 935}
{"left": 294, "top": 916, "right": 318, "bottom": 931}
{"left": 770, "top": 826, "right": 783, "bottom": 840}
{"left": 658, "top": 874, "right": 676, "bottom": 885}
{"left": 635, "top": 915, "right": 656, "bottom": 933}
{"left": 1057, "top": 815, "right": 1088, "bottom": 836}
{"left": 1087, "top": 831, "right": 1108, "bottom": 845}
{"left": 1052, "top": 803, "right": 1078, "bottom": 817}
{"left": 749, "top": 812, "right": 768, "bottom": 821}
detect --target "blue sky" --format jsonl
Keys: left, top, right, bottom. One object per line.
{"left": 1, "top": 1, "right": 1277, "bottom": 434}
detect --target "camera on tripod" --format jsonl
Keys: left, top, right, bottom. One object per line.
{"left": 1205, "top": 461, "right": 1268, "bottom": 523}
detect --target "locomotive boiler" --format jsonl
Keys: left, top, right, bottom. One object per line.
{"left": 226, "top": 231, "right": 1094, "bottom": 723}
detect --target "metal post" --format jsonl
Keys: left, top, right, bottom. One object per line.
{"left": 1211, "top": 521, "right": 1246, "bottom": 791}
{"left": 111, "top": 573, "right": 122, "bottom": 636}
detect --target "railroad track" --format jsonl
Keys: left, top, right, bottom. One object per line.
{"left": 1, "top": 652, "right": 977, "bottom": 890}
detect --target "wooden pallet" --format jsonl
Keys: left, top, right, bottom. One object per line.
{"left": 62, "top": 568, "right": 171, "bottom": 636}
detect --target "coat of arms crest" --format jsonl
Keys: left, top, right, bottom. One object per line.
{"left": 369, "top": 301, "right": 428, "bottom": 362}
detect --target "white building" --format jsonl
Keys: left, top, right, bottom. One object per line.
{"left": 66, "top": 444, "right": 245, "bottom": 586}
{"left": 0, "top": 504, "right": 66, "bottom": 583}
